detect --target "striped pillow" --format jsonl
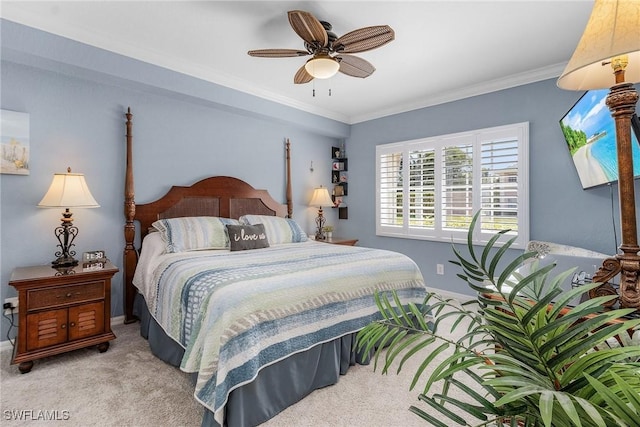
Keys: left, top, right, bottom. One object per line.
{"left": 239, "top": 215, "right": 308, "bottom": 244}
{"left": 152, "top": 216, "right": 240, "bottom": 253}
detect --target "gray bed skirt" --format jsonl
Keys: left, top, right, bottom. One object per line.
{"left": 133, "top": 294, "right": 371, "bottom": 427}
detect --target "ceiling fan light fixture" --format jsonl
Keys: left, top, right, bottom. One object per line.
{"left": 248, "top": 11, "right": 393, "bottom": 84}
{"left": 305, "top": 55, "right": 340, "bottom": 79}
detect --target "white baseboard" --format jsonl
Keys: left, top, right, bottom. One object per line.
{"left": 111, "top": 315, "right": 125, "bottom": 326}
{"left": 0, "top": 315, "right": 127, "bottom": 352}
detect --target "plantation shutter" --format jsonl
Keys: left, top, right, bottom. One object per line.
{"left": 480, "top": 135, "right": 520, "bottom": 233}
{"left": 408, "top": 148, "right": 435, "bottom": 230}
{"left": 376, "top": 122, "right": 528, "bottom": 248}
{"left": 378, "top": 150, "right": 404, "bottom": 230}
{"left": 441, "top": 142, "right": 474, "bottom": 232}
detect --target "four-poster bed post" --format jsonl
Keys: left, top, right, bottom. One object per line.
{"left": 123, "top": 108, "right": 137, "bottom": 324}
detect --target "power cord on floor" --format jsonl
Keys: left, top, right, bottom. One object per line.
{"left": 2, "top": 307, "right": 16, "bottom": 348}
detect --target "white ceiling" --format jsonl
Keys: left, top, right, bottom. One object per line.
{"left": 1, "top": 1, "right": 595, "bottom": 124}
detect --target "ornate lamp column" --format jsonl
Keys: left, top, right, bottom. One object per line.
{"left": 557, "top": 0, "right": 640, "bottom": 309}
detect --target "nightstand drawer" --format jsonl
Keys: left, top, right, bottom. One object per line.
{"left": 27, "top": 281, "right": 105, "bottom": 311}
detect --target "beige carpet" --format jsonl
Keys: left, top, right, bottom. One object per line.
{"left": 0, "top": 312, "right": 466, "bottom": 427}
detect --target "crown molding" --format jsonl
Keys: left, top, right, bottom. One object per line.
{"left": 349, "top": 63, "right": 568, "bottom": 124}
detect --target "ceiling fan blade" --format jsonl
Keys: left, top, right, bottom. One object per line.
{"left": 294, "top": 64, "right": 314, "bottom": 84}
{"left": 337, "top": 55, "right": 375, "bottom": 78}
{"left": 288, "top": 10, "right": 328, "bottom": 48}
{"left": 333, "top": 25, "right": 395, "bottom": 54}
{"left": 248, "top": 49, "right": 310, "bottom": 58}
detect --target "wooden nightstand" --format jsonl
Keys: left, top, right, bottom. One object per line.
{"left": 9, "top": 261, "right": 118, "bottom": 373}
{"left": 320, "top": 236, "right": 358, "bottom": 246}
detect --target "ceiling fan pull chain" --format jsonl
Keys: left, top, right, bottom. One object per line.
{"left": 313, "top": 88, "right": 316, "bottom": 97}
{"left": 329, "top": 88, "right": 332, "bottom": 96}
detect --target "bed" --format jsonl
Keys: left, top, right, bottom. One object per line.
{"left": 122, "top": 108, "right": 427, "bottom": 426}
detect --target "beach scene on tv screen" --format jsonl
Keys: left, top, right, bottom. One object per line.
{"left": 560, "top": 88, "right": 640, "bottom": 189}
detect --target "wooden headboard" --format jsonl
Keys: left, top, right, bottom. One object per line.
{"left": 135, "top": 176, "right": 289, "bottom": 241}
{"left": 122, "top": 108, "right": 293, "bottom": 323}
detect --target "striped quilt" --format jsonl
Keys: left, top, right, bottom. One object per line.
{"left": 145, "top": 241, "right": 426, "bottom": 425}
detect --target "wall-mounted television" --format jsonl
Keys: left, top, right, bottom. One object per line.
{"left": 559, "top": 88, "right": 640, "bottom": 189}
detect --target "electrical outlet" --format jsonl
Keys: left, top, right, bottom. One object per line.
{"left": 436, "top": 264, "right": 444, "bottom": 275}
{"left": 3, "top": 297, "right": 18, "bottom": 315}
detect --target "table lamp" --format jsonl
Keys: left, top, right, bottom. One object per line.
{"left": 309, "top": 186, "right": 334, "bottom": 240}
{"left": 557, "top": 0, "right": 640, "bottom": 309}
{"left": 38, "top": 167, "right": 100, "bottom": 267}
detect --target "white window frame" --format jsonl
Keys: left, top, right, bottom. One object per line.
{"left": 376, "top": 122, "right": 529, "bottom": 249}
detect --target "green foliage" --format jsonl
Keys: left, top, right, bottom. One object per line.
{"left": 560, "top": 121, "right": 588, "bottom": 155}
{"left": 356, "top": 211, "right": 640, "bottom": 426}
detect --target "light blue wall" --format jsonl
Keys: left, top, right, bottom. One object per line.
{"left": 0, "top": 21, "right": 346, "bottom": 339}
{"left": 341, "top": 80, "right": 640, "bottom": 296}
{"left": 2, "top": 20, "right": 639, "bottom": 341}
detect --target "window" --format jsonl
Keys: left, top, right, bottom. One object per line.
{"left": 376, "top": 122, "right": 529, "bottom": 248}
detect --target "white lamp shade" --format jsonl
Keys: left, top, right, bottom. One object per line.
{"left": 305, "top": 55, "right": 340, "bottom": 79}
{"left": 38, "top": 171, "right": 100, "bottom": 208}
{"left": 557, "top": 0, "right": 640, "bottom": 90}
{"left": 309, "top": 187, "right": 334, "bottom": 207}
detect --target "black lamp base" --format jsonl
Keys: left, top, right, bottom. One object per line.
{"left": 51, "top": 208, "right": 79, "bottom": 269}
{"left": 51, "top": 256, "right": 79, "bottom": 268}
{"left": 315, "top": 207, "right": 327, "bottom": 240}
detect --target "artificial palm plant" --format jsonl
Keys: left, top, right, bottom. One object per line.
{"left": 356, "top": 212, "right": 640, "bottom": 426}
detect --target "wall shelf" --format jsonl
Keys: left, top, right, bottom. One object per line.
{"left": 331, "top": 146, "right": 348, "bottom": 219}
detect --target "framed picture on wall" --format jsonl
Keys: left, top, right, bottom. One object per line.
{"left": 1, "top": 110, "right": 30, "bottom": 175}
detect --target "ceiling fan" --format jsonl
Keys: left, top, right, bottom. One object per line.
{"left": 248, "top": 10, "right": 395, "bottom": 84}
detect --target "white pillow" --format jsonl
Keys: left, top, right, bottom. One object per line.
{"left": 152, "top": 216, "right": 240, "bottom": 253}
{"left": 239, "top": 215, "right": 308, "bottom": 244}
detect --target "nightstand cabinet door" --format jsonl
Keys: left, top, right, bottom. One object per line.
{"left": 25, "top": 302, "right": 105, "bottom": 351}
{"left": 68, "top": 301, "right": 105, "bottom": 341}
{"left": 26, "top": 308, "right": 68, "bottom": 351}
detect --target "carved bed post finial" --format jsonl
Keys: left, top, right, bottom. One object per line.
{"left": 285, "top": 139, "right": 293, "bottom": 218}
{"left": 123, "top": 107, "right": 138, "bottom": 324}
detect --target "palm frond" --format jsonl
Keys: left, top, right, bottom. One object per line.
{"left": 357, "top": 210, "right": 640, "bottom": 427}
{"left": 584, "top": 372, "right": 640, "bottom": 425}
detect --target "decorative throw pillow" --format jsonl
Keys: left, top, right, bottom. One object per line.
{"left": 152, "top": 216, "right": 239, "bottom": 253}
{"left": 226, "top": 224, "right": 270, "bottom": 251}
{"left": 239, "top": 215, "right": 308, "bottom": 244}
